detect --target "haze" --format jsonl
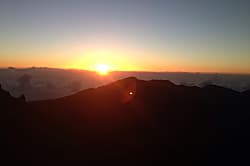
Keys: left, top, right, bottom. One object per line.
{"left": 0, "top": 0, "right": 250, "bottom": 73}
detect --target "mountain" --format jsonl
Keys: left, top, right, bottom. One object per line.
{"left": 2, "top": 77, "right": 250, "bottom": 165}
{"left": 1, "top": 68, "right": 250, "bottom": 101}
{"left": 243, "top": 89, "right": 250, "bottom": 96}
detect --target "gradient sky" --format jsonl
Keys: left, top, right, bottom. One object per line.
{"left": 0, "top": 0, "right": 250, "bottom": 73}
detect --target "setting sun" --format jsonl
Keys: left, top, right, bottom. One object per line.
{"left": 95, "top": 64, "right": 110, "bottom": 75}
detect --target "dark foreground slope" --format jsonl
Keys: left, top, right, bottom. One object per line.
{"left": 2, "top": 77, "right": 250, "bottom": 165}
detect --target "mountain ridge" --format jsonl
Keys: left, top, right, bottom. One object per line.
{"left": 2, "top": 77, "right": 250, "bottom": 165}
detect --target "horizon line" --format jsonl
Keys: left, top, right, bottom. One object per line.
{"left": 1, "top": 66, "right": 250, "bottom": 75}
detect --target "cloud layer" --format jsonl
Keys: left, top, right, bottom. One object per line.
{"left": 1, "top": 68, "right": 250, "bottom": 101}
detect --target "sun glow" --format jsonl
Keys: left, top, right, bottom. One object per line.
{"left": 66, "top": 47, "right": 140, "bottom": 72}
{"left": 95, "top": 64, "right": 110, "bottom": 75}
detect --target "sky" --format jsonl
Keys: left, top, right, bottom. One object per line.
{"left": 0, "top": 0, "right": 249, "bottom": 73}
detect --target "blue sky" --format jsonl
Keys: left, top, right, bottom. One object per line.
{"left": 0, "top": 0, "right": 249, "bottom": 73}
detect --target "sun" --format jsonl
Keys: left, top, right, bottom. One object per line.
{"left": 95, "top": 64, "right": 110, "bottom": 75}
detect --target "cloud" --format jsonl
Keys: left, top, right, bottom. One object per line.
{"left": 67, "top": 80, "right": 83, "bottom": 93}
{"left": 17, "top": 74, "right": 33, "bottom": 90}
{"left": 1, "top": 68, "right": 250, "bottom": 101}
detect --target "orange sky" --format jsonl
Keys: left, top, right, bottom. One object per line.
{"left": 0, "top": 1, "right": 250, "bottom": 74}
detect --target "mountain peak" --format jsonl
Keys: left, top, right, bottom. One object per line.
{"left": 116, "top": 77, "right": 138, "bottom": 83}
{"left": 0, "top": 84, "right": 26, "bottom": 102}
{"left": 0, "top": 84, "right": 13, "bottom": 101}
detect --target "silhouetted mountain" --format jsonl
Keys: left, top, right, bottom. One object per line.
{"left": 2, "top": 78, "right": 250, "bottom": 165}
{"left": 243, "top": 89, "right": 250, "bottom": 96}
{"left": 0, "top": 84, "right": 25, "bottom": 106}
{"left": 1, "top": 68, "right": 250, "bottom": 101}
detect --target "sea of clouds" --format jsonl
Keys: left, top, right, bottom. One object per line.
{"left": 1, "top": 67, "right": 250, "bottom": 101}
